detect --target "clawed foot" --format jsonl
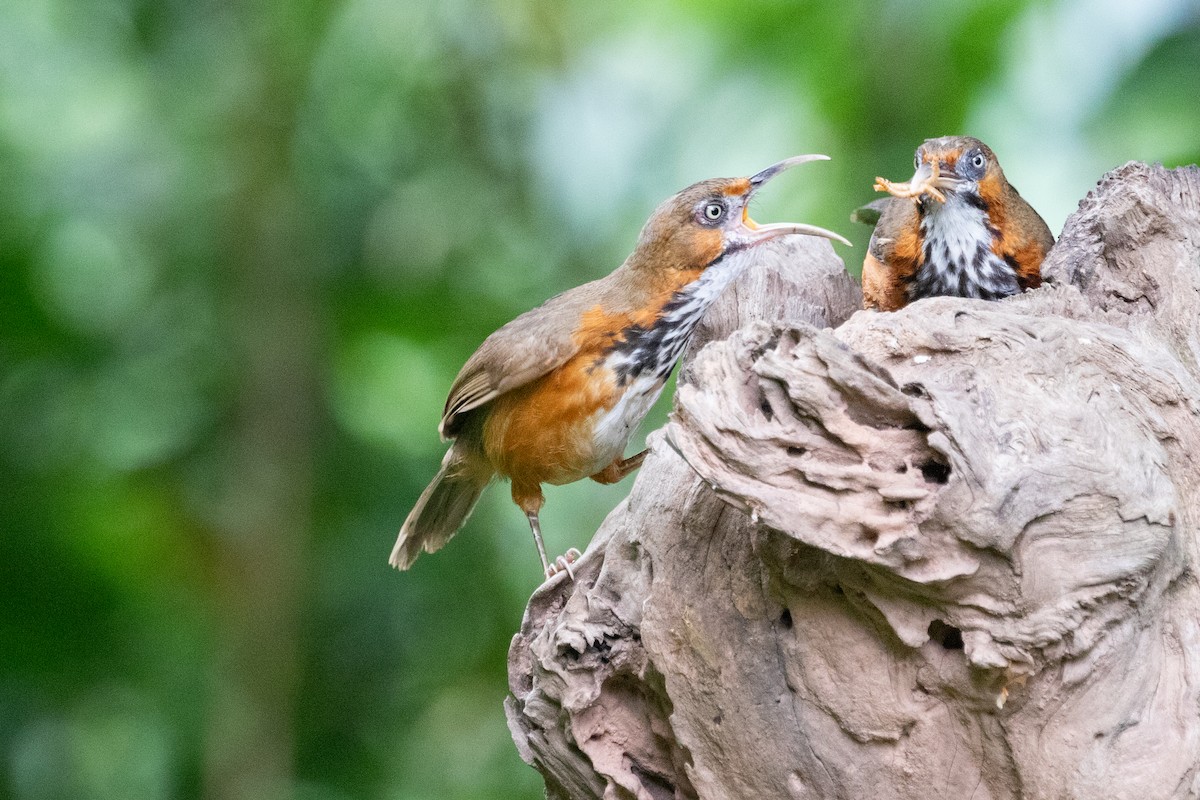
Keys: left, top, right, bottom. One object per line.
{"left": 874, "top": 160, "right": 947, "bottom": 203}
{"left": 543, "top": 548, "right": 582, "bottom": 581}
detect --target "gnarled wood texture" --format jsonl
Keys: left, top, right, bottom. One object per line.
{"left": 506, "top": 163, "right": 1200, "bottom": 800}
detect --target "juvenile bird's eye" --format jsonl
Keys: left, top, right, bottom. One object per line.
{"left": 703, "top": 202, "right": 725, "bottom": 221}
{"left": 971, "top": 153, "right": 986, "bottom": 169}
{"left": 914, "top": 152, "right": 921, "bottom": 169}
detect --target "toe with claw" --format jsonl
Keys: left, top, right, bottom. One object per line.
{"left": 543, "top": 547, "right": 582, "bottom": 582}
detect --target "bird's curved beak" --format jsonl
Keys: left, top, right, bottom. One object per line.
{"left": 741, "top": 154, "right": 851, "bottom": 247}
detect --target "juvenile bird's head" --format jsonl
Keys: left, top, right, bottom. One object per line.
{"left": 629, "top": 155, "right": 849, "bottom": 276}
{"left": 905, "top": 136, "right": 1007, "bottom": 212}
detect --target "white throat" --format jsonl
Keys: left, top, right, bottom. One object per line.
{"left": 586, "top": 247, "right": 756, "bottom": 474}
{"left": 912, "top": 193, "right": 1019, "bottom": 301}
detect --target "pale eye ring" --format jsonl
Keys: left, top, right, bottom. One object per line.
{"left": 971, "top": 152, "right": 986, "bottom": 169}
{"left": 703, "top": 202, "right": 725, "bottom": 221}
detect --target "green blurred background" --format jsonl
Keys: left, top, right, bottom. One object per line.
{"left": 1, "top": 1, "right": 1197, "bottom": 798}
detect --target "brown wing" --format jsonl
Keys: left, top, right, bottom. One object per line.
{"left": 862, "top": 197, "right": 922, "bottom": 311}
{"left": 997, "top": 185, "right": 1055, "bottom": 291}
{"left": 439, "top": 279, "right": 609, "bottom": 439}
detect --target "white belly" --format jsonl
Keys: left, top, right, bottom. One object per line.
{"left": 573, "top": 248, "right": 756, "bottom": 478}
{"left": 586, "top": 373, "right": 666, "bottom": 474}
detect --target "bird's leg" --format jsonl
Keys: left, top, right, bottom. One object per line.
{"left": 589, "top": 449, "right": 648, "bottom": 485}
{"left": 524, "top": 508, "right": 551, "bottom": 575}
{"left": 528, "top": 508, "right": 579, "bottom": 580}
{"left": 514, "top": 483, "right": 578, "bottom": 581}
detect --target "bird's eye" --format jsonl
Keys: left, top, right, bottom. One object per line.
{"left": 914, "top": 152, "right": 921, "bottom": 169}
{"left": 971, "top": 152, "right": 986, "bottom": 169}
{"left": 703, "top": 202, "right": 725, "bottom": 221}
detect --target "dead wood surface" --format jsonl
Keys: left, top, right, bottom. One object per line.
{"left": 506, "top": 163, "right": 1200, "bottom": 800}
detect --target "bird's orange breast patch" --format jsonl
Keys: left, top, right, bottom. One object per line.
{"left": 482, "top": 291, "right": 670, "bottom": 487}
{"left": 979, "top": 175, "right": 1008, "bottom": 240}
{"left": 893, "top": 224, "right": 924, "bottom": 267}
{"left": 482, "top": 353, "right": 616, "bottom": 487}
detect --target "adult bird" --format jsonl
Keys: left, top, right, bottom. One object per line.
{"left": 391, "top": 155, "right": 849, "bottom": 580}
{"left": 859, "top": 136, "right": 1053, "bottom": 311}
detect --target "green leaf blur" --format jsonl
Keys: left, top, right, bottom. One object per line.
{"left": 1, "top": 1, "right": 1196, "bottom": 798}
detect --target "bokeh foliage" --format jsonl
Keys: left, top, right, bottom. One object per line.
{"left": 1, "top": 1, "right": 1197, "bottom": 798}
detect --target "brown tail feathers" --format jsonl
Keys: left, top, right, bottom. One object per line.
{"left": 389, "top": 446, "right": 490, "bottom": 569}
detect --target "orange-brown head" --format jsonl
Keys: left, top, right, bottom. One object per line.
{"left": 906, "top": 135, "right": 1007, "bottom": 212}
{"left": 624, "top": 155, "right": 849, "bottom": 280}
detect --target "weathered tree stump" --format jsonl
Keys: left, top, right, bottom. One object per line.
{"left": 506, "top": 163, "right": 1200, "bottom": 800}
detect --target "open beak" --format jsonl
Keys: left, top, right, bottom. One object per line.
{"left": 741, "top": 154, "right": 851, "bottom": 247}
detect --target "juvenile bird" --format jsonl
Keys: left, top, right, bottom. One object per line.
{"left": 859, "top": 136, "right": 1053, "bottom": 311}
{"left": 391, "top": 156, "right": 849, "bottom": 579}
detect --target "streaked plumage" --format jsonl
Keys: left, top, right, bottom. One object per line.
{"left": 393, "top": 156, "right": 849, "bottom": 580}
{"left": 860, "top": 136, "right": 1053, "bottom": 312}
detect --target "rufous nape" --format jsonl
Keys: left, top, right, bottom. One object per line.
{"left": 391, "top": 155, "right": 850, "bottom": 580}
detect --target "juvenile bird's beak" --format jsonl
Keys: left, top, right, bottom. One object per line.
{"left": 918, "top": 158, "right": 964, "bottom": 194}
{"left": 932, "top": 170, "right": 963, "bottom": 193}
{"left": 741, "top": 154, "right": 851, "bottom": 247}
{"left": 875, "top": 157, "right": 962, "bottom": 204}
{"left": 909, "top": 160, "right": 935, "bottom": 192}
